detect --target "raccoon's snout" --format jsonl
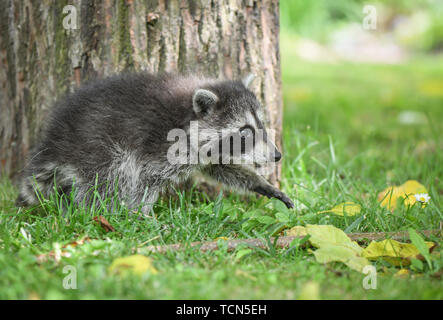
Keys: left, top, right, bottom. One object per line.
{"left": 273, "top": 149, "right": 282, "bottom": 162}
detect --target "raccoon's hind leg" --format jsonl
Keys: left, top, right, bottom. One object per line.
{"left": 106, "top": 149, "right": 161, "bottom": 216}
{"left": 122, "top": 183, "right": 159, "bottom": 217}
{"left": 202, "top": 164, "right": 294, "bottom": 209}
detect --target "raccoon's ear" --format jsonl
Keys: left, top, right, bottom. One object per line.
{"left": 192, "top": 89, "right": 219, "bottom": 114}
{"left": 242, "top": 73, "right": 255, "bottom": 88}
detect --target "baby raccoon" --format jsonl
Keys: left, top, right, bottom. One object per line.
{"left": 17, "top": 72, "right": 294, "bottom": 215}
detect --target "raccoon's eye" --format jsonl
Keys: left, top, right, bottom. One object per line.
{"left": 239, "top": 125, "right": 254, "bottom": 138}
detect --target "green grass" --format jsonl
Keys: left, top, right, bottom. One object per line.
{"left": 1, "top": 34, "right": 443, "bottom": 300}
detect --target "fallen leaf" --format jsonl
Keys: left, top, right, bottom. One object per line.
{"left": 378, "top": 180, "right": 428, "bottom": 210}
{"left": 36, "top": 237, "right": 91, "bottom": 263}
{"left": 108, "top": 254, "right": 158, "bottom": 276}
{"left": 27, "top": 291, "right": 41, "bottom": 300}
{"left": 298, "top": 281, "right": 320, "bottom": 300}
{"left": 285, "top": 226, "right": 308, "bottom": 237}
{"left": 306, "top": 225, "right": 370, "bottom": 273}
{"left": 394, "top": 269, "right": 410, "bottom": 278}
{"left": 94, "top": 216, "right": 115, "bottom": 232}
{"left": 306, "top": 224, "right": 362, "bottom": 253}
{"left": 318, "top": 202, "right": 361, "bottom": 216}
{"left": 362, "top": 239, "right": 435, "bottom": 266}
{"left": 313, "top": 245, "right": 369, "bottom": 273}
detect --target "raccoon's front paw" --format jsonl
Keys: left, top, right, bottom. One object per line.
{"left": 276, "top": 192, "right": 294, "bottom": 209}
{"left": 254, "top": 186, "right": 294, "bottom": 209}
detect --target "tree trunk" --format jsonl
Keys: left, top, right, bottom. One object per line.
{"left": 0, "top": 0, "right": 283, "bottom": 186}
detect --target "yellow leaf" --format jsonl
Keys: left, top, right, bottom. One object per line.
{"left": 394, "top": 269, "right": 410, "bottom": 278}
{"left": 306, "top": 225, "right": 370, "bottom": 273}
{"left": 313, "top": 245, "right": 370, "bottom": 273}
{"left": 306, "top": 224, "right": 362, "bottom": 254}
{"left": 298, "top": 281, "right": 320, "bottom": 300}
{"left": 109, "top": 254, "right": 158, "bottom": 276}
{"left": 378, "top": 180, "right": 427, "bottom": 210}
{"left": 285, "top": 226, "right": 307, "bottom": 237}
{"left": 362, "top": 239, "right": 434, "bottom": 266}
{"left": 318, "top": 202, "right": 361, "bottom": 216}
{"left": 215, "top": 237, "right": 229, "bottom": 241}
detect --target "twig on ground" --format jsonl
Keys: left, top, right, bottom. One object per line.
{"left": 143, "top": 229, "right": 442, "bottom": 254}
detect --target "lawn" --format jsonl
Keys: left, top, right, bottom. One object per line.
{"left": 0, "top": 32, "right": 442, "bottom": 300}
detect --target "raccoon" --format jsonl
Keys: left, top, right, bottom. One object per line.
{"left": 17, "top": 72, "right": 294, "bottom": 215}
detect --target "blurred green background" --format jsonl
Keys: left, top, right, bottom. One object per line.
{"left": 280, "top": 0, "right": 443, "bottom": 52}
{"left": 279, "top": 0, "right": 443, "bottom": 193}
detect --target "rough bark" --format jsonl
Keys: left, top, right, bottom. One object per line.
{"left": 0, "top": 0, "right": 283, "bottom": 186}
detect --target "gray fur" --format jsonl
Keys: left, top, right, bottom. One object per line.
{"left": 192, "top": 89, "right": 219, "bottom": 114}
{"left": 17, "top": 72, "right": 294, "bottom": 214}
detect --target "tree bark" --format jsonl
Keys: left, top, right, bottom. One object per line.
{"left": 0, "top": 0, "right": 283, "bottom": 186}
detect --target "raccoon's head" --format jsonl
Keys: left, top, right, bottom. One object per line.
{"left": 191, "top": 75, "right": 281, "bottom": 166}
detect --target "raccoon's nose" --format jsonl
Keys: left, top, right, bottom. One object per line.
{"left": 273, "top": 150, "right": 282, "bottom": 162}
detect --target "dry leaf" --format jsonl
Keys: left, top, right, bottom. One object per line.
{"left": 285, "top": 226, "right": 308, "bottom": 237}
{"left": 394, "top": 269, "right": 410, "bottom": 278}
{"left": 362, "top": 239, "right": 435, "bottom": 266}
{"left": 298, "top": 281, "right": 320, "bottom": 300}
{"left": 313, "top": 246, "right": 369, "bottom": 273}
{"left": 94, "top": 216, "right": 115, "bottom": 232}
{"left": 318, "top": 202, "right": 361, "bottom": 216}
{"left": 108, "top": 254, "right": 158, "bottom": 276}
{"left": 306, "top": 224, "right": 362, "bottom": 253}
{"left": 306, "top": 225, "right": 370, "bottom": 273}
{"left": 28, "top": 291, "right": 41, "bottom": 300}
{"left": 36, "top": 237, "right": 91, "bottom": 263}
